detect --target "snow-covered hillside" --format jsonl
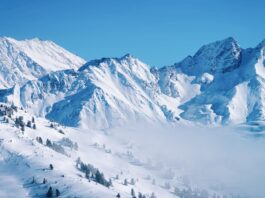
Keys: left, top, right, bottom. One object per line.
{"left": 1, "top": 103, "right": 260, "bottom": 198}
{"left": 0, "top": 37, "right": 85, "bottom": 88}
{"left": 0, "top": 103, "right": 216, "bottom": 198}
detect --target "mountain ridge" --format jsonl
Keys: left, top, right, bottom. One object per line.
{"left": 0, "top": 37, "right": 85, "bottom": 88}
{"left": 0, "top": 36, "right": 265, "bottom": 129}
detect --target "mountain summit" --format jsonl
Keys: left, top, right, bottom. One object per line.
{"left": 0, "top": 37, "right": 85, "bottom": 88}
{"left": 1, "top": 37, "right": 265, "bottom": 128}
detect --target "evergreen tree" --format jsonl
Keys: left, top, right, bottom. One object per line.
{"left": 47, "top": 187, "right": 53, "bottom": 197}
{"left": 95, "top": 170, "right": 104, "bottom": 185}
{"left": 26, "top": 120, "right": 31, "bottom": 128}
{"left": 21, "top": 124, "right": 25, "bottom": 132}
{"left": 15, "top": 117, "right": 20, "bottom": 127}
{"left": 85, "top": 169, "right": 90, "bottom": 179}
{"left": 116, "top": 193, "right": 121, "bottom": 198}
{"left": 124, "top": 179, "right": 128, "bottom": 186}
{"left": 46, "top": 139, "right": 52, "bottom": 147}
{"left": 36, "top": 137, "right": 43, "bottom": 144}
{"left": 32, "top": 116, "right": 35, "bottom": 123}
{"left": 49, "top": 164, "right": 54, "bottom": 170}
{"left": 31, "top": 176, "right": 35, "bottom": 184}
{"left": 131, "top": 188, "right": 136, "bottom": 197}
{"left": 33, "top": 124, "right": 36, "bottom": 129}
{"left": 55, "top": 189, "right": 60, "bottom": 197}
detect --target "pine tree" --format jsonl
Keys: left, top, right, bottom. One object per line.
{"left": 15, "top": 117, "right": 19, "bottom": 127}
{"left": 33, "top": 124, "right": 36, "bottom": 129}
{"left": 124, "top": 179, "right": 128, "bottom": 185}
{"left": 55, "top": 189, "right": 60, "bottom": 197}
{"left": 49, "top": 164, "right": 54, "bottom": 170}
{"left": 32, "top": 116, "right": 35, "bottom": 123}
{"left": 85, "top": 169, "right": 90, "bottom": 179}
{"left": 95, "top": 170, "right": 104, "bottom": 184}
{"left": 21, "top": 124, "right": 25, "bottom": 132}
{"left": 47, "top": 187, "right": 53, "bottom": 197}
{"left": 46, "top": 139, "right": 52, "bottom": 147}
{"left": 26, "top": 120, "right": 31, "bottom": 128}
{"left": 131, "top": 188, "right": 136, "bottom": 197}
{"left": 36, "top": 137, "right": 43, "bottom": 144}
{"left": 31, "top": 176, "right": 35, "bottom": 184}
{"left": 116, "top": 193, "right": 121, "bottom": 198}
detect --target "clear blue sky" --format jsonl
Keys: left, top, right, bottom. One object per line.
{"left": 0, "top": 0, "right": 265, "bottom": 67}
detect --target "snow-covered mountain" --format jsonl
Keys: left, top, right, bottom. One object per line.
{"left": 0, "top": 37, "right": 85, "bottom": 88}
{"left": 1, "top": 54, "right": 182, "bottom": 129}
{"left": 1, "top": 37, "right": 265, "bottom": 197}
{"left": 1, "top": 37, "right": 265, "bottom": 129}
{"left": 171, "top": 37, "right": 265, "bottom": 125}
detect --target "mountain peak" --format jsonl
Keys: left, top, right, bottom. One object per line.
{"left": 198, "top": 37, "right": 239, "bottom": 52}
{"left": 222, "top": 36, "right": 237, "bottom": 43}
{"left": 256, "top": 39, "right": 265, "bottom": 49}
{"left": 120, "top": 53, "right": 133, "bottom": 59}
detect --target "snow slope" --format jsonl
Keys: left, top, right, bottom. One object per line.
{"left": 0, "top": 104, "right": 199, "bottom": 198}
{"left": 1, "top": 103, "right": 259, "bottom": 198}
{"left": 0, "top": 37, "right": 85, "bottom": 88}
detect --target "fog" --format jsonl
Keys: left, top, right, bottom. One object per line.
{"left": 110, "top": 122, "right": 265, "bottom": 197}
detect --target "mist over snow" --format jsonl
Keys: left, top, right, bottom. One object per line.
{"left": 109, "top": 122, "right": 265, "bottom": 197}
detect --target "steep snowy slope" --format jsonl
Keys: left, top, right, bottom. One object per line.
{"left": 159, "top": 37, "right": 265, "bottom": 125}
{"left": 48, "top": 54, "right": 168, "bottom": 129}
{"left": 0, "top": 37, "right": 85, "bottom": 88}
{"left": 1, "top": 37, "right": 265, "bottom": 128}
{"left": 0, "top": 54, "right": 182, "bottom": 129}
